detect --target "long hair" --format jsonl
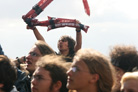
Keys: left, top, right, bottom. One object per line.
{"left": 74, "top": 48, "right": 115, "bottom": 92}
{"left": 35, "top": 40, "right": 55, "bottom": 56}
{"left": 58, "top": 35, "right": 75, "bottom": 56}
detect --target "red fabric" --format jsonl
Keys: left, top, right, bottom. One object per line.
{"left": 28, "top": 16, "right": 89, "bottom": 33}
{"left": 22, "top": 0, "right": 53, "bottom": 20}
{"left": 83, "top": 0, "right": 90, "bottom": 16}
{"left": 46, "top": 17, "right": 89, "bottom": 33}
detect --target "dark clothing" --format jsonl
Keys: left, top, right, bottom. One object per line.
{"left": 56, "top": 52, "right": 75, "bottom": 62}
{"left": 15, "top": 68, "right": 31, "bottom": 92}
{"left": 0, "top": 44, "right": 4, "bottom": 55}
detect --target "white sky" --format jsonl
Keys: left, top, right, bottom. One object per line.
{"left": 0, "top": 0, "right": 138, "bottom": 59}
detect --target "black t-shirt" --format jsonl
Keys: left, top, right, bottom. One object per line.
{"left": 56, "top": 52, "right": 75, "bottom": 62}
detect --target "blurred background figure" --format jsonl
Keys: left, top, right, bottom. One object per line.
{"left": 0, "top": 44, "right": 4, "bottom": 55}
{"left": 0, "top": 55, "right": 17, "bottom": 92}
{"left": 120, "top": 71, "right": 138, "bottom": 92}
{"left": 109, "top": 45, "right": 138, "bottom": 92}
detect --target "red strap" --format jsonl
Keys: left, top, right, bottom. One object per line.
{"left": 83, "top": 0, "right": 90, "bottom": 16}
{"left": 22, "top": 0, "right": 53, "bottom": 20}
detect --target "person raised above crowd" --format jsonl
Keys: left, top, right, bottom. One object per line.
{"left": 109, "top": 45, "right": 138, "bottom": 92}
{"left": 0, "top": 55, "right": 17, "bottom": 92}
{"left": 67, "top": 48, "right": 115, "bottom": 92}
{"left": 27, "top": 21, "right": 82, "bottom": 62}
{"left": 31, "top": 55, "right": 69, "bottom": 92}
{"left": 120, "top": 71, "right": 138, "bottom": 92}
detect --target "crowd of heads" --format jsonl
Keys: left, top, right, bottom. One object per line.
{"left": 1, "top": 41, "right": 138, "bottom": 92}
{"left": 109, "top": 45, "right": 138, "bottom": 92}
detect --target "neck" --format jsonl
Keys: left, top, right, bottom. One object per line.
{"left": 77, "top": 85, "right": 98, "bottom": 92}
{"left": 59, "top": 49, "right": 69, "bottom": 56}
{"left": 0, "top": 89, "right": 4, "bottom": 92}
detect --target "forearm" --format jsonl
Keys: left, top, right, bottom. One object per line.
{"left": 33, "top": 27, "right": 45, "bottom": 41}
{"left": 74, "top": 30, "right": 82, "bottom": 52}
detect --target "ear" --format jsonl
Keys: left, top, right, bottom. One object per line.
{"left": 0, "top": 83, "right": 4, "bottom": 88}
{"left": 89, "top": 74, "right": 99, "bottom": 83}
{"left": 52, "top": 81, "right": 62, "bottom": 92}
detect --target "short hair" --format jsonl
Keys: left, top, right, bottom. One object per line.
{"left": 120, "top": 71, "right": 138, "bottom": 85}
{"left": 109, "top": 45, "right": 138, "bottom": 72}
{"left": 74, "top": 48, "right": 115, "bottom": 92}
{"left": 36, "top": 55, "right": 69, "bottom": 92}
{"left": 0, "top": 55, "right": 17, "bottom": 92}
{"left": 35, "top": 40, "right": 55, "bottom": 56}
{"left": 58, "top": 35, "right": 75, "bottom": 56}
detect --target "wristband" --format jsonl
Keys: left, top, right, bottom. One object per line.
{"left": 32, "top": 27, "right": 36, "bottom": 30}
{"left": 76, "top": 29, "right": 81, "bottom": 32}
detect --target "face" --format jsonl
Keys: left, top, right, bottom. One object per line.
{"left": 26, "top": 45, "right": 42, "bottom": 74}
{"left": 31, "top": 67, "right": 52, "bottom": 92}
{"left": 58, "top": 39, "right": 69, "bottom": 51}
{"left": 121, "top": 79, "right": 138, "bottom": 92}
{"left": 66, "top": 60, "right": 92, "bottom": 91}
{"left": 114, "top": 66, "right": 125, "bottom": 90}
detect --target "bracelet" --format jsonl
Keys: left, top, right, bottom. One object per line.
{"left": 32, "top": 27, "right": 36, "bottom": 30}
{"left": 76, "top": 29, "right": 81, "bottom": 32}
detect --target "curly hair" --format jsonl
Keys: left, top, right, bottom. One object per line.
{"left": 109, "top": 45, "right": 138, "bottom": 72}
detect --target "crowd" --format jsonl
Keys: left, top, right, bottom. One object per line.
{"left": 0, "top": 23, "right": 138, "bottom": 92}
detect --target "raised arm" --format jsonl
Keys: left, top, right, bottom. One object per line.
{"left": 27, "top": 26, "right": 45, "bottom": 41}
{"left": 74, "top": 28, "right": 82, "bottom": 52}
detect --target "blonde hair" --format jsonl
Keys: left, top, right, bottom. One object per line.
{"left": 120, "top": 71, "right": 138, "bottom": 85}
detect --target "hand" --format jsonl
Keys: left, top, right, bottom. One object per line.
{"left": 16, "top": 56, "right": 26, "bottom": 64}
{"left": 76, "top": 20, "right": 81, "bottom": 32}
{"left": 26, "top": 25, "right": 36, "bottom": 30}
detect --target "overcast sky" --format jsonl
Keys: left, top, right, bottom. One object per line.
{"left": 0, "top": 0, "right": 138, "bottom": 59}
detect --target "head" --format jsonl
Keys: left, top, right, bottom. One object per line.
{"left": 109, "top": 45, "right": 138, "bottom": 91}
{"left": 67, "top": 48, "right": 115, "bottom": 92}
{"left": 26, "top": 40, "right": 55, "bottom": 74}
{"left": 0, "top": 55, "right": 16, "bottom": 92}
{"left": 120, "top": 71, "right": 138, "bottom": 92}
{"left": 31, "top": 55, "right": 69, "bottom": 92}
{"left": 58, "top": 35, "right": 75, "bottom": 56}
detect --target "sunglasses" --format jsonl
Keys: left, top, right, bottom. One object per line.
{"left": 70, "top": 66, "right": 80, "bottom": 73}
{"left": 69, "top": 66, "right": 90, "bottom": 73}
{"left": 29, "top": 52, "right": 40, "bottom": 57}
